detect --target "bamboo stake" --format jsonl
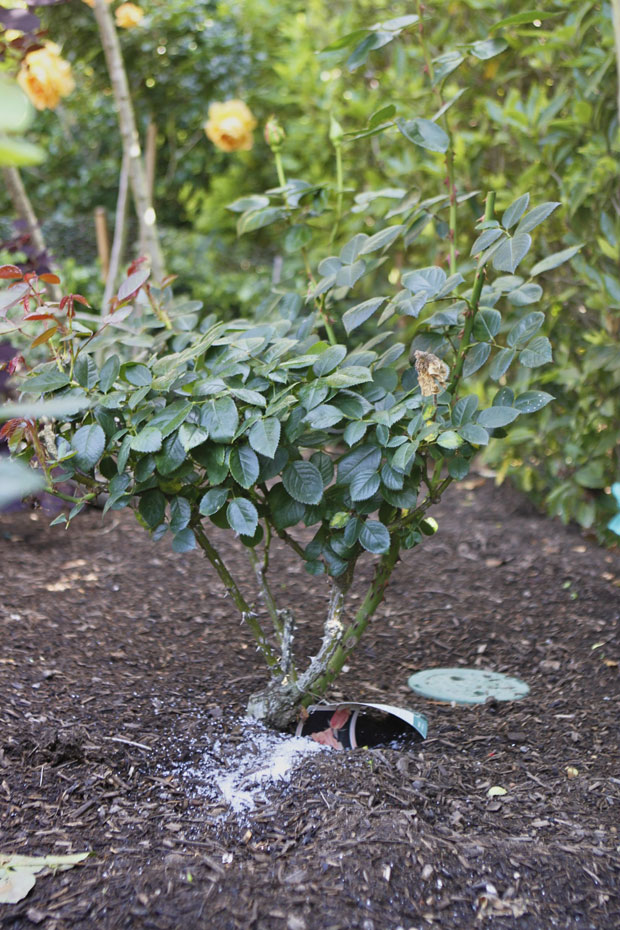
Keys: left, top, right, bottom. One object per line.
{"left": 102, "top": 149, "right": 130, "bottom": 311}
{"left": 91, "top": 0, "right": 165, "bottom": 282}
{"left": 2, "top": 166, "right": 61, "bottom": 300}
{"left": 145, "top": 119, "right": 157, "bottom": 205}
{"left": 94, "top": 207, "right": 110, "bottom": 281}
{"left": 612, "top": 0, "right": 620, "bottom": 128}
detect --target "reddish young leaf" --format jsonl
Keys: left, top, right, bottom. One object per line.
{"left": 0, "top": 265, "right": 23, "bottom": 279}
{"left": 24, "top": 312, "right": 56, "bottom": 321}
{"left": 7, "top": 353, "right": 25, "bottom": 375}
{"left": 72, "top": 294, "right": 90, "bottom": 307}
{"left": 127, "top": 256, "right": 148, "bottom": 276}
{"left": 38, "top": 273, "right": 61, "bottom": 284}
{"left": 0, "top": 418, "right": 24, "bottom": 441}
{"left": 31, "top": 325, "right": 57, "bottom": 347}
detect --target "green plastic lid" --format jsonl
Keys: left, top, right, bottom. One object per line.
{"left": 407, "top": 667, "right": 530, "bottom": 704}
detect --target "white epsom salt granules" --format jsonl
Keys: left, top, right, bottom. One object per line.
{"left": 173, "top": 718, "right": 326, "bottom": 820}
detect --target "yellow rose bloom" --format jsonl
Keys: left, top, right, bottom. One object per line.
{"left": 115, "top": 3, "right": 145, "bottom": 28}
{"left": 205, "top": 100, "right": 257, "bottom": 153}
{"left": 81, "top": 0, "right": 114, "bottom": 7}
{"left": 17, "top": 42, "right": 75, "bottom": 111}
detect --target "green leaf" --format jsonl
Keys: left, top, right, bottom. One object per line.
{"left": 123, "top": 364, "right": 152, "bottom": 387}
{"left": 474, "top": 308, "right": 502, "bottom": 341}
{"left": 324, "top": 367, "right": 373, "bottom": 388}
{"left": 452, "top": 395, "right": 479, "bottom": 426}
{"left": 396, "top": 117, "right": 449, "bottom": 153}
{"left": 515, "top": 201, "right": 560, "bottom": 234}
{"left": 340, "top": 233, "right": 370, "bottom": 263}
{"left": 437, "top": 430, "right": 462, "bottom": 449}
{"left": 25, "top": 366, "right": 71, "bottom": 394}
{"left": 347, "top": 31, "right": 393, "bottom": 71}
{"left": 248, "top": 417, "right": 281, "bottom": 458}
{"left": 463, "top": 342, "right": 491, "bottom": 377}
{"left": 178, "top": 423, "right": 209, "bottom": 452}
{"left": 489, "top": 347, "right": 516, "bottom": 380}
{"left": 282, "top": 460, "right": 324, "bottom": 505}
{"left": 0, "top": 460, "right": 45, "bottom": 508}
{"left": 368, "top": 104, "right": 396, "bottom": 127}
{"left": 502, "top": 193, "right": 530, "bottom": 229}
{"left": 477, "top": 406, "right": 519, "bottom": 428}
{"left": 150, "top": 401, "right": 192, "bottom": 438}
{"left": 358, "top": 225, "right": 404, "bottom": 255}
{"left": 231, "top": 387, "right": 266, "bottom": 407}
{"left": 401, "top": 265, "right": 447, "bottom": 296}
{"left": 335, "top": 260, "right": 366, "bottom": 288}
{"left": 507, "top": 283, "right": 542, "bottom": 306}
{"left": 471, "top": 227, "right": 503, "bottom": 255}
{"left": 237, "top": 206, "right": 286, "bottom": 235}
{"left": 492, "top": 233, "right": 532, "bottom": 273}
{"left": 343, "top": 297, "right": 386, "bottom": 334}
{"left": 507, "top": 311, "right": 545, "bottom": 347}
{"left": 0, "top": 135, "right": 44, "bottom": 167}
{"left": 229, "top": 443, "right": 260, "bottom": 489}
{"left": 73, "top": 355, "right": 99, "bottom": 390}
{"left": 460, "top": 423, "right": 490, "bottom": 445}
{"left": 391, "top": 441, "right": 418, "bottom": 473}
{"left": 99, "top": 355, "right": 120, "bottom": 393}
{"left": 172, "top": 528, "right": 196, "bottom": 553}
{"left": 155, "top": 433, "right": 186, "bottom": 475}
{"left": 139, "top": 489, "right": 166, "bottom": 528}
{"left": 195, "top": 444, "right": 229, "bottom": 484}
{"left": 530, "top": 245, "right": 582, "bottom": 276}
{"left": 349, "top": 470, "right": 380, "bottom": 501}
{"left": 519, "top": 336, "right": 552, "bottom": 367}
{"left": 322, "top": 28, "right": 370, "bottom": 52}
{"left": 310, "top": 451, "right": 334, "bottom": 485}
{"left": 469, "top": 37, "right": 508, "bottom": 59}
{"left": 304, "top": 404, "right": 343, "bottom": 429}
{"left": 131, "top": 427, "right": 163, "bottom": 454}
{"left": 514, "top": 390, "right": 554, "bottom": 413}
{"left": 344, "top": 420, "right": 367, "bottom": 446}
{"left": 227, "top": 194, "right": 270, "bottom": 213}
{"left": 169, "top": 497, "right": 191, "bottom": 533}
{"left": 201, "top": 397, "right": 239, "bottom": 443}
{"left": 199, "top": 487, "right": 229, "bottom": 515}
{"left": 313, "top": 345, "right": 347, "bottom": 376}
{"left": 338, "top": 444, "right": 381, "bottom": 483}
{"left": 227, "top": 498, "right": 259, "bottom": 536}
{"left": 71, "top": 424, "right": 105, "bottom": 471}
{"left": 359, "top": 520, "right": 391, "bottom": 554}
{"left": 490, "top": 10, "right": 559, "bottom": 31}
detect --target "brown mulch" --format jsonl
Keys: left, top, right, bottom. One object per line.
{"left": 1, "top": 476, "right": 619, "bottom": 930}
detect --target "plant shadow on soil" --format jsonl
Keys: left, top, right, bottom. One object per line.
{"left": 1, "top": 477, "right": 619, "bottom": 930}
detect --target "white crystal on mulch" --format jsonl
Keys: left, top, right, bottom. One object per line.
{"left": 173, "top": 717, "right": 326, "bottom": 820}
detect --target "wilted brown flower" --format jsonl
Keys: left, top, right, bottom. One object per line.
{"left": 413, "top": 350, "right": 449, "bottom": 396}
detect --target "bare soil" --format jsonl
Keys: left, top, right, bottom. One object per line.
{"left": 1, "top": 476, "right": 619, "bottom": 930}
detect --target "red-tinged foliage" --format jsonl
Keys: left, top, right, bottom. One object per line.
{"left": 0, "top": 418, "right": 31, "bottom": 441}
{"left": 7, "top": 354, "right": 25, "bottom": 375}
{"left": 31, "top": 326, "right": 58, "bottom": 347}
{"left": 24, "top": 312, "right": 56, "bottom": 321}
{"left": 127, "top": 257, "right": 148, "bottom": 276}
{"left": 59, "top": 293, "right": 90, "bottom": 318}
{"left": 0, "top": 265, "right": 23, "bottom": 280}
{"left": 38, "top": 273, "right": 61, "bottom": 284}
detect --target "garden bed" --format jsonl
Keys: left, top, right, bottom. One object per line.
{"left": 1, "top": 476, "right": 619, "bottom": 929}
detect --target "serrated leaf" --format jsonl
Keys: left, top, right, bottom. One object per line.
{"left": 452, "top": 395, "right": 479, "bottom": 426}
{"left": 340, "top": 233, "right": 370, "bottom": 263}
{"left": 437, "top": 430, "right": 463, "bottom": 449}
{"left": 304, "top": 404, "right": 344, "bottom": 430}
{"left": 338, "top": 444, "right": 381, "bottom": 483}
{"left": 73, "top": 355, "right": 99, "bottom": 390}
{"left": 325, "top": 367, "right": 372, "bottom": 388}
{"left": 170, "top": 527, "right": 196, "bottom": 553}
{"left": 310, "top": 451, "right": 334, "bottom": 485}
{"left": 349, "top": 470, "right": 380, "bottom": 501}
{"left": 155, "top": 433, "right": 186, "bottom": 475}
{"left": 507, "top": 283, "right": 542, "bottom": 307}
{"left": 123, "top": 363, "right": 152, "bottom": 387}
{"left": 25, "top": 366, "right": 71, "bottom": 394}
{"left": 227, "top": 498, "right": 259, "bottom": 536}
{"left": 359, "top": 519, "right": 391, "bottom": 554}
{"left": 515, "top": 201, "right": 560, "bottom": 234}
{"left": 477, "top": 406, "right": 519, "bottom": 428}
{"left": 237, "top": 206, "right": 286, "bottom": 236}
{"left": 282, "top": 460, "right": 323, "bottom": 504}
{"left": 99, "top": 355, "right": 120, "bottom": 393}
{"left": 492, "top": 233, "right": 532, "bottom": 273}
{"left": 507, "top": 311, "right": 545, "bottom": 347}
{"left": 358, "top": 225, "right": 404, "bottom": 255}
{"left": 117, "top": 267, "right": 150, "bottom": 302}
{"left": 469, "top": 37, "right": 507, "bottom": 59}
{"left": 401, "top": 265, "right": 447, "bottom": 297}
{"left": 131, "top": 427, "right": 163, "bottom": 454}
{"left": 502, "top": 193, "right": 530, "bottom": 229}
{"left": 463, "top": 342, "right": 491, "bottom": 377}
{"left": 530, "top": 244, "right": 582, "bottom": 276}
{"left": 460, "top": 423, "right": 490, "bottom": 445}
{"left": 313, "top": 345, "right": 347, "bottom": 376}
{"left": 178, "top": 423, "right": 209, "bottom": 451}
{"left": 396, "top": 117, "right": 449, "bottom": 153}
{"left": 248, "top": 417, "right": 281, "bottom": 458}
{"left": 343, "top": 297, "right": 386, "bottom": 334}
{"left": 199, "top": 487, "right": 229, "bottom": 515}
{"left": 519, "top": 336, "right": 552, "bottom": 367}
{"left": 230, "top": 443, "right": 260, "bottom": 488}
{"left": 168, "top": 497, "right": 191, "bottom": 533}
{"left": 227, "top": 194, "right": 270, "bottom": 213}
{"left": 71, "top": 424, "right": 105, "bottom": 471}
{"left": 514, "top": 390, "right": 554, "bottom": 413}
{"left": 139, "top": 489, "right": 166, "bottom": 528}
{"left": 489, "top": 347, "right": 516, "bottom": 380}
{"left": 344, "top": 420, "right": 367, "bottom": 446}
{"left": 471, "top": 227, "right": 503, "bottom": 256}
{"left": 201, "top": 396, "right": 238, "bottom": 442}
{"left": 335, "top": 260, "right": 366, "bottom": 289}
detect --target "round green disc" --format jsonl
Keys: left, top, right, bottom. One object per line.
{"left": 407, "top": 668, "right": 530, "bottom": 704}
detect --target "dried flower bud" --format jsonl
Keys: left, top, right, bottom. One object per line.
{"left": 413, "top": 350, "right": 449, "bottom": 397}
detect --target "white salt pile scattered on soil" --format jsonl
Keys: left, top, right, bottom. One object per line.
{"left": 173, "top": 717, "right": 326, "bottom": 820}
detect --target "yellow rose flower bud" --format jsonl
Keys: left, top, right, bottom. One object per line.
{"left": 17, "top": 42, "right": 75, "bottom": 111}
{"left": 115, "top": 3, "right": 145, "bottom": 28}
{"left": 205, "top": 100, "right": 257, "bottom": 153}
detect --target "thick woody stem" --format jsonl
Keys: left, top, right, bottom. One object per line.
{"left": 2, "top": 166, "right": 61, "bottom": 300}
{"left": 92, "top": 0, "right": 165, "bottom": 281}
